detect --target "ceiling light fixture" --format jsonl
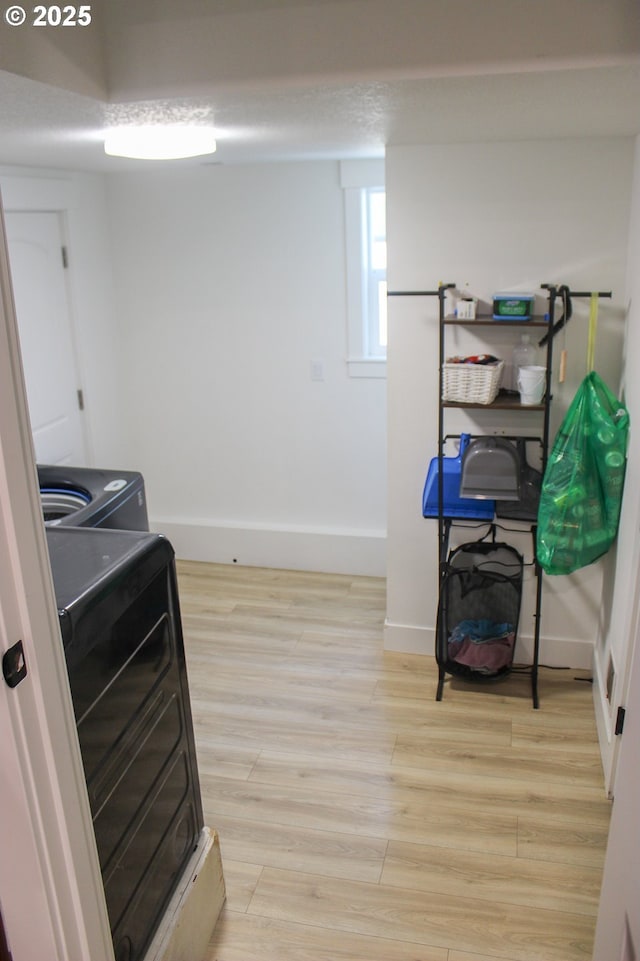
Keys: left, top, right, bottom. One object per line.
{"left": 104, "top": 123, "right": 217, "bottom": 160}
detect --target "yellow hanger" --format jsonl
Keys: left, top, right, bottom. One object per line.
{"left": 586, "top": 292, "right": 598, "bottom": 373}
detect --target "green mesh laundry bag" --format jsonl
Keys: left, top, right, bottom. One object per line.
{"left": 536, "top": 371, "right": 629, "bottom": 575}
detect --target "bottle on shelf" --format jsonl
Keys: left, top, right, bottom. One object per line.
{"left": 509, "top": 334, "right": 538, "bottom": 392}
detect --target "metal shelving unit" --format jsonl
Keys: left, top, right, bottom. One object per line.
{"left": 436, "top": 285, "right": 554, "bottom": 708}
{"left": 388, "top": 281, "right": 614, "bottom": 707}
{"left": 388, "top": 283, "right": 557, "bottom": 707}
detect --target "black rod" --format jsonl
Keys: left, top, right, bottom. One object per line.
{"left": 443, "top": 433, "right": 543, "bottom": 445}
{"left": 437, "top": 285, "right": 447, "bottom": 566}
{"left": 531, "top": 524, "right": 542, "bottom": 709}
{"left": 566, "top": 291, "right": 611, "bottom": 299}
{"left": 541, "top": 284, "right": 612, "bottom": 299}
{"left": 541, "top": 287, "right": 555, "bottom": 475}
{"left": 388, "top": 284, "right": 455, "bottom": 298}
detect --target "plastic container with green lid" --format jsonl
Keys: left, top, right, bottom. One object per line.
{"left": 493, "top": 293, "right": 535, "bottom": 321}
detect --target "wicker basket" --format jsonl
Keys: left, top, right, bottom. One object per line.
{"left": 442, "top": 359, "right": 504, "bottom": 405}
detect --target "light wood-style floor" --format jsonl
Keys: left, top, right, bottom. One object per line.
{"left": 176, "top": 560, "right": 611, "bottom": 961}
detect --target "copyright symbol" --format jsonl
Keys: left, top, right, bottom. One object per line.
{"left": 5, "top": 5, "right": 26, "bottom": 25}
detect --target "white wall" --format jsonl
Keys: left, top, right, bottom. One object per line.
{"left": 385, "top": 138, "right": 634, "bottom": 668}
{"left": 105, "top": 162, "right": 387, "bottom": 575}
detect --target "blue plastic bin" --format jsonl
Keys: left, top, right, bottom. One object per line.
{"left": 422, "top": 434, "right": 495, "bottom": 520}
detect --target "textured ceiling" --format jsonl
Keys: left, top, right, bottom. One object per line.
{"left": 0, "top": 0, "right": 638, "bottom": 173}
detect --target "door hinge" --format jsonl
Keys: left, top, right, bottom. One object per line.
{"left": 77, "top": 388, "right": 85, "bottom": 411}
{"left": 615, "top": 705, "right": 626, "bottom": 736}
{"left": 61, "top": 245, "right": 69, "bottom": 269}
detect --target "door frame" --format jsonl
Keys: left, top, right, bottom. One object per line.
{"left": 0, "top": 194, "right": 113, "bottom": 959}
{"left": 592, "top": 553, "right": 640, "bottom": 957}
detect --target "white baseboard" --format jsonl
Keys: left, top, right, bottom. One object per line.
{"left": 383, "top": 621, "right": 434, "bottom": 654}
{"left": 516, "top": 631, "right": 594, "bottom": 670}
{"left": 151, "top": 516, "right": 387, "bottom": 578}
{"left": 592, "top": 647, "right": 615, "bottom": 795}
{"left": 383, "top": 620, "right": 593, "bottom": 668}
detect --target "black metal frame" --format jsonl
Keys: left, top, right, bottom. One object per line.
{"left": 435, "top": 527, "right": 525, "bottom": 687}
{"left": 389, "top": 281, "right": 612, "bottom": 708}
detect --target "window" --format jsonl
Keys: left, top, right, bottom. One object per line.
{"left": 364, "top": 187, "right": 387, "bottom": 359}
{"left": 341, "top": 160, "right": 386, "bottom": 378}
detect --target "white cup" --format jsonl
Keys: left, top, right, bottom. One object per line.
{"left": 517, "top": 365, "right": 546, "bottom": 405}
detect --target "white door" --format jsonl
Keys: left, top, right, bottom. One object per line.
{"left": 592, "top": 592, "right": 640, "bottom": 960}
{"left": 5, "top": 211, "right": 86, "bottom": 466}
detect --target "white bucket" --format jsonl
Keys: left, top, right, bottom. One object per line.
{"left": 517, "top": 365, "right": 546, "bottom": 405}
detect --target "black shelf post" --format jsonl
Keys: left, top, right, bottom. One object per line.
{"left": 433, "top": 284, "right": 555, "bottom": 708}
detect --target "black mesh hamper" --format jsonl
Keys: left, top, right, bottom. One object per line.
{"left": 436, "top": 528, "right": 524, "bottom": 700}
